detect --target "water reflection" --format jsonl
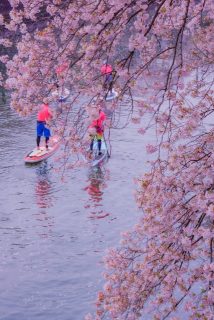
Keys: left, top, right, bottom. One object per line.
{"left": 0, "top": 90, "right": 145, "bottom": 320}
{"left": 35, "top": 161, "right": 54, "bottom": 209}
{"left": 34, "top": 161, "right": 55, "bottom": 237}
{"left": 86, "top": 166, "right": 105, "bottom": 203}
{"left": 84, "top": 165, "right": 110, "bottom": 219}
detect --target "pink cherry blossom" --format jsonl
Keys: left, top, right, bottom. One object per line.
{"left": 1, "top": 0, "right": 214, "bottom": 319}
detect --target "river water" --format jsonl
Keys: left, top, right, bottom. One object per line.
{"left": 0, "top": 96, "right": 154, "bottom": 320}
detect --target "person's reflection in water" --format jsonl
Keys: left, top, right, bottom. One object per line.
{"left": 35, "top": 161, "right": 54, "bottom": 208}
{"left": 84, "top": 165, "right": 110, "bottom": 219}
{"left": 34, "top": 161, "right": 55, "bottom": 237}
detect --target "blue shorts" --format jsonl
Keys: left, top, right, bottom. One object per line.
{"left": 105, "top": 73, "right": 113, "bottom": 84}
{"left": 36, "top": 121, "right": 51, "bottom": 137}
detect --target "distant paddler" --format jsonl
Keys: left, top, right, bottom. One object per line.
{"left": 101, "top": 61, "right": 114, "bottom": 97}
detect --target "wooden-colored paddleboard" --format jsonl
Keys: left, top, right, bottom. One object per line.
{"left": 24, "top": 136, "right": 60, "bottom": 164}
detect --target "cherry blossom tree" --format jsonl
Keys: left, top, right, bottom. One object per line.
{"left": 0, "top": 0, "right": 214, "bottom": 319}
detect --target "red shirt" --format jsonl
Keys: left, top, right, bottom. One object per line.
{"left": 37, "top": 104, "right": 52, "bottom": 122}
{"left": 90, "top": 110, "right": 106, "bottom": 134}
{"left": 101, "top": 64, "right": 112, "bottom": 75}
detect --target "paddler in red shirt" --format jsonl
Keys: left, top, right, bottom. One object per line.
{"left": 89, "top": 108, "right": 106, "bottom": 156}
{"left": 36, "top": 98, "right": 53, "bottom": 150}
{"left": 101, "top": 61, "right": 114, "bottom": 96}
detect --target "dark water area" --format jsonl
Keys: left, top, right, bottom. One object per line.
{"left": 0, "top": 97, "right": 154, "bottom": 320}
{"left": 0, "top": 0, "right": 11, "bottom": 14}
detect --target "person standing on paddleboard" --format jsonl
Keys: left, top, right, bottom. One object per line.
{"left": 36, "top": 98, "right": 53, "bottom": 150}
{"left": 101, "top": 61, "right": 114, "bottom": 96}
{"left": 89, "top": 108, "right": 106, "bottom": 156}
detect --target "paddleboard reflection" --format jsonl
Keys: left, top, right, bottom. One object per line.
{"left": 84, "top": 166, "right": 110, "bottom": 220}
{"left": 35, "top": 161, "right": 55, "bottom": 209}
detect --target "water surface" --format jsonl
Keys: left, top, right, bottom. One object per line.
{"left": 0, "top": 98, "right": 152, "bottom": 320}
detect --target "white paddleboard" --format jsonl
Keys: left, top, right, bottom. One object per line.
{"left": 88, "top": 140, "right": 108, "bottom": 167}
{"left": 105, "top": 89, "right": 118, "bottom": 101}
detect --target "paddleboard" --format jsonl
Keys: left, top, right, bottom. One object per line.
{"left": 105, "top": 89, "right": 118, "bottom": 101}
{"left": 24, "top": 136, "right": 61, "bottom": 164}
{"left": 52, "top": 88, "right": 70, "bottom": 102}
{"left": 90, "top": 139, "right": 108, "bottom": 167}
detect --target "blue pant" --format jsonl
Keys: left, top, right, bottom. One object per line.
{"left": 105, "top": 73, "right": 113, "bottom": 84}
{"left": 104, "top": 73, "right": 113, "bottom": 94}
{"left": 36, "top": 121, "right": 51, "bottom": 147}
{"left": 37, "top": 121, "right": 51, "bottom": 137}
